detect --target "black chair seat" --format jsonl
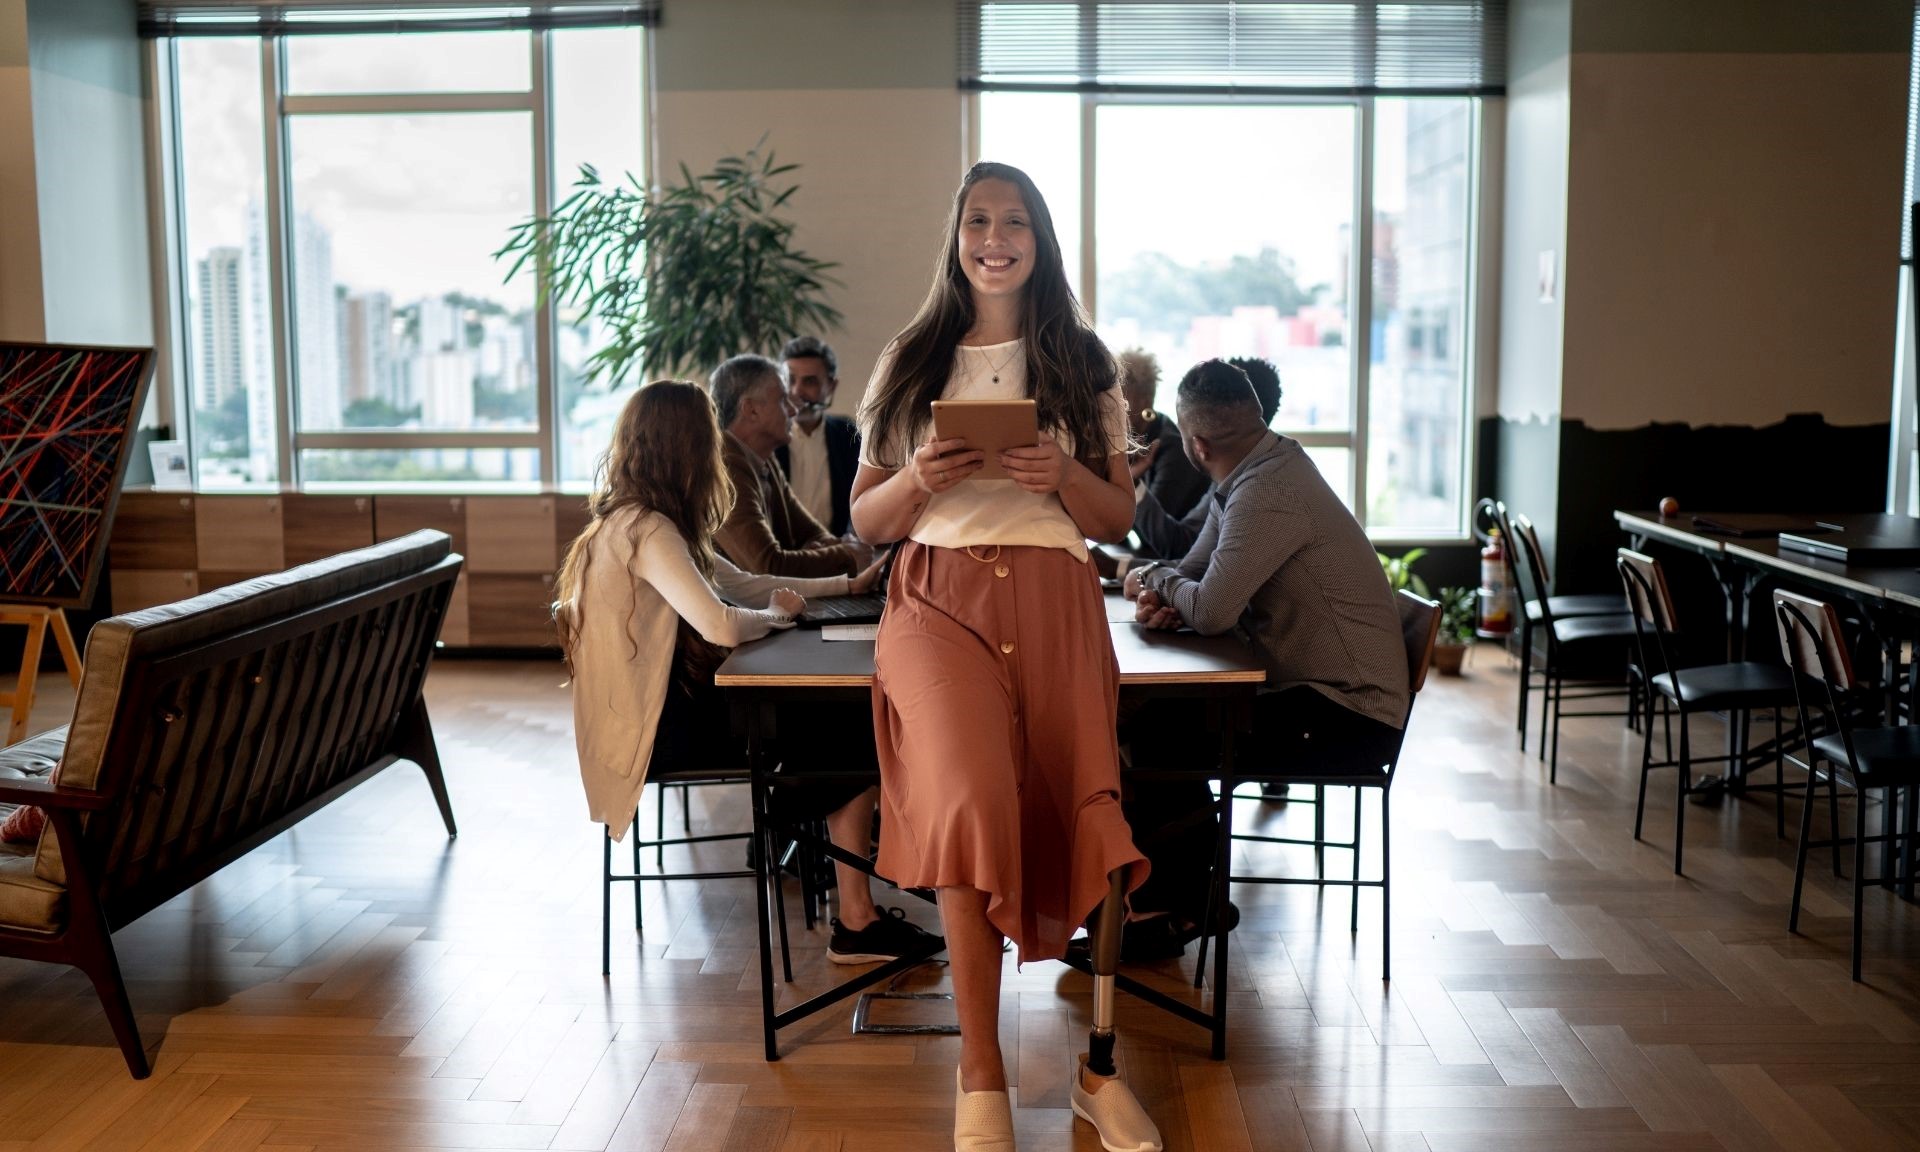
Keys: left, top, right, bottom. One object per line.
{"left": 1649, "top": 662, "right": 1796, "bottom": 710}
{"left": 1812, "top": 726, "right": 1920, "bottom": 784}
{"left": 1551, "top": 613, "right": 1637, "bottom": 644}
{"left": 1527, "top": 593, "right": 1628, "bottom": 623}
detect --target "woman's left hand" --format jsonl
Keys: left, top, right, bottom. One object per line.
{"left": 1000, "top": 434, "right": 1070, "bottom": 495}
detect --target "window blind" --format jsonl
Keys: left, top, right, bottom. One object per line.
{"left": 139, "top": 2, "right": 659, "bottom": 38}
{"left": 959, "top": 0, "right": 1507, "bottom": 97}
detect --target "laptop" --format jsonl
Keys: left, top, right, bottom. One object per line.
{"left": 794, "top": 547, "right": 892, "bottom": 628}
{"left": 1690, "top": 513, "right": 1830, "bottom": 539}
{"left": 1778, "top": 515, "right": 1920, "bottom": 564}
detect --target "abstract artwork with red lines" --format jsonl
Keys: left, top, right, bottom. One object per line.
{"left": 0, "top": 343, "right": 154, "bottom": 607}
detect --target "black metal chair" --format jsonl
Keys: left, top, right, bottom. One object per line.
{"left": 1198, "top": 589, "right": 1440, "bottom": 983}
{"left": 1617, "top": 549, "right": 1798, "bottom": 874}
{"left": 1777, "top": 588, "right": 1920, "bottom": 982}
{"left": 602, "top": 765, "right": 792, "bottom": 977}
{"left": 1510, "top": 515, "right": 1641, "bottom": 782}
{"left": 1494, "top": 503, "right": 1629, "bottom": 752}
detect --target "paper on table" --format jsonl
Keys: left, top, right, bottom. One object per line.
{"left": 821, "top": 624, "right": 879, "bottom": 642}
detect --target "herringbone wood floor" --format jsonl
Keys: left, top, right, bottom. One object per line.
{"left": 5, "top": 650, "right": 1920, "bottom": 1150}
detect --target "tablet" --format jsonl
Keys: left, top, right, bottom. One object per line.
{"left": 930, "top": 399, "right": 1038, "bottom": 481}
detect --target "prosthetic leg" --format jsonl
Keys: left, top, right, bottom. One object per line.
{"left": 1070, "top": 868, "right": 1164, "bottom": 1152}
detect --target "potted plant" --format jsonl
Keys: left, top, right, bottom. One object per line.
{"left": 1377, "top": 547, "right": 1430, "bottom": 598}
{"left": 1433, "top": 585, "right": 1477, "bottom": 676}
{"left": 496, "top": 139, "right": 841, "bottom": 384}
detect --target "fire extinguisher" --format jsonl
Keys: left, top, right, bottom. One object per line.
{"left": 1476, "top": 528, "right": 1513, "bottom": 638}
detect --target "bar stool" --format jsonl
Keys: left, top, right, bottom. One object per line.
{"left": 1495, "top": 504, "right": 1629, "bottom": 751}
{"left": 1777, "top": 589, "right": 1920, "bottom": 982}
{"left": 1617, "top": 550, "right": 1797, "bottom": 874}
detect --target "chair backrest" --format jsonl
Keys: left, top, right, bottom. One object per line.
{"left": 1397, "top": 589, "right": 1442, "bottom": 695}
{"left": 1508, "top": 513, "right": 1550, "bottom": 618}
{"left": 1615, "top": 548, "right": 1677, "bottom": 633}
{"left": 1774, "top": 588, "right": 1853, "bottom": 691}
{"left": 1513, "top": 515, "right": 1552, "bottom": 592}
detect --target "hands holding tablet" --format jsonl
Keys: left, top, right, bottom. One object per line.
{"left": 909, "top": 436, "right": 986, "bottom": 493}
{"left": 910, "top": 433, "right": 1072, "bottom": 495}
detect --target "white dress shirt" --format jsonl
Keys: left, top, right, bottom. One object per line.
{"left": 786, "top": 418, "right": 833, "bottom": 529}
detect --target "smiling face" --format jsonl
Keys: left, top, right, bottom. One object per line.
{"left": 955, "top": 178, "right": 1038, "bottom": 306}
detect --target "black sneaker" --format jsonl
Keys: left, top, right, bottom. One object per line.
{"left": 827, "top": 906, "right": 944, "bottom": 965}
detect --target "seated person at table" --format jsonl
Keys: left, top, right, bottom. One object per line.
{"left": 1120, "top": 361, "right": 1409, "bottom": 945}
{"left": 776, "top": 336, "right": 863, "bottom": 538}
{"left": 1130, "top": 356, "right": 1282, "bottom": 562}
{"left": 558, "top": 381, "right": 934, "bottom": 964}
{"left": 1121, "top": 348, "right": 1210, "bottom": 547}
{"left": 711, "top": 353, "right": 875, "bottom": 579}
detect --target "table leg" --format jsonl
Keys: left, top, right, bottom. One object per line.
{"left": 747, "top": 697, "right": 781, "bottom": 1062}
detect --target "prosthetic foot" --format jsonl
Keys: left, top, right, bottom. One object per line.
{"left": 1071, "top": 869, "right": 1164, "bottom": 1152}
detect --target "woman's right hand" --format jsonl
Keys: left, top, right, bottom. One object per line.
{"left": 769, "top": 589, "right": 805, "bottom": 618}
{"left": 850, "top": 554, "right": 888, "bottom": 594}
{"left": 909, "top": 436, "right": 985, "bottom": 494}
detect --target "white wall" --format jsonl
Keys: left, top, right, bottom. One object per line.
{"left": 1561, "top": 50, "right": 1906, "bottom": 430}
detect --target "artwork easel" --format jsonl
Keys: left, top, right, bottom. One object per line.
{"left": 2, "top": 605, "right": 83, "bottom": 744}
{"left": 0, "top": 341, "right": 154, "bottom": 748}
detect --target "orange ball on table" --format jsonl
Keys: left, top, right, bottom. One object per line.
{"left": 1658, "top": 497, "right": 1680, "bottom": 518}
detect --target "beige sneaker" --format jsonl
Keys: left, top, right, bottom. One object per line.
{"left": 1070, "top": 1057, "right": 1163, "bottom": 1152}
{"left": 954, "top": 1066, "right": 1015, "bottom": 1151}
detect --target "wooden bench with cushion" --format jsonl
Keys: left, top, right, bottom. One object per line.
{"left": 0, "top": 530, "right": 463, "bottom": 1077}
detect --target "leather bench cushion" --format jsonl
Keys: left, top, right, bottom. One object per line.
{"left": 37, "top": 530, "right": 454, "bottom": 889}
{"left": 0, "top": 726, "right": 67, "bottom": 932}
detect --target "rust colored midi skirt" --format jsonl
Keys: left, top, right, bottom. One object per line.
{"left": 872, "top": 541, "right": 1147, "bottom": 963}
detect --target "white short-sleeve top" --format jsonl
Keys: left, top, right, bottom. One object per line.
{"left": 857, "top": 339, "right": 1128, "bottom": 561}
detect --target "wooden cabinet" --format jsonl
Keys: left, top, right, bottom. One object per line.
{"left": 375, "top": 496, "right": 467, "bottom": 555}
{"left": 466, "top": 573, "right": 556, "bottom": 647}
{"left": 194, "top": 495, "right": 284, "bottom": 572}
{"left": 110, "top": 570, "right": 198, "bottom": 613}
{"left": 466, "top": 497, "right": 557, "bottom": 573}
{"left": 109, "top": 493, "right": 197, "bottom": 570}
{"left": 282, "top": 495, "right": 374, "bottom": 565}
{"left": 553, "top": 494, "right": 591, "bottom": 569}
{"left": 441, "top": 574, "right": 470, "bottom": 647}
{"left": 108, "top": 488, "right": 577, "bottom": 648}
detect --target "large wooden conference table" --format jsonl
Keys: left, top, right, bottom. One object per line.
{"left": 715, "top": 602, "right": 1266, "bottom": 1062}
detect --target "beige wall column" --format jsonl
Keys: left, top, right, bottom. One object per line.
{"left": 651, "top": 0, "right": 961, "bottom": 408}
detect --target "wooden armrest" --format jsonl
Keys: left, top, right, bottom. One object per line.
{"left": 0, "top": 779, "right": 110, "bottom": 811}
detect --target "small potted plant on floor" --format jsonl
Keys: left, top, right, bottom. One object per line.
{"left": 1432, "top": 586, "right": 1477, "bottom": 676}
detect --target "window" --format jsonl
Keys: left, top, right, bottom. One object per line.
{"left": 162, "top": 24, "right": 646, "bottom": 489}
{"left": 977, "top": 94, "right": 1479, "bottom": 538}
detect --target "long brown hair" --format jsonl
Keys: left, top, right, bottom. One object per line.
{"left": 863, "top": 161, "right": 1117, "bottom": 472}
{"left": 554, "top": 381, "right": 735, "bottom": 666}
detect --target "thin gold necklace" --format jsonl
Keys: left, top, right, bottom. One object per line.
{"left": 972, "top": 342, "right": 1019, "bottom": 384}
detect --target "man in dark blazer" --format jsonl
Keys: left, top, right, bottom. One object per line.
{"left": 775, "top": 336, "right": 862, "bottom": 538}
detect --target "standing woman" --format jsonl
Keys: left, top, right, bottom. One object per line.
{"left": 852, "top": 162, "right": 1161, "bottom": 1152}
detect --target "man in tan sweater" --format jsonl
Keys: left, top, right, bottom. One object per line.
{"left": 706, "top": 356, "right": 919, "bottom": 964}
{"left": 711, "top": 354, "right": 871, "bottom": 578}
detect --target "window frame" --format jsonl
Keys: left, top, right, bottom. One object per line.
{"left": 972, "top": 89, "right": 1487, "bottom": 544}
{"left": 149, "top": 25, "right": 649, "bottom": 492}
